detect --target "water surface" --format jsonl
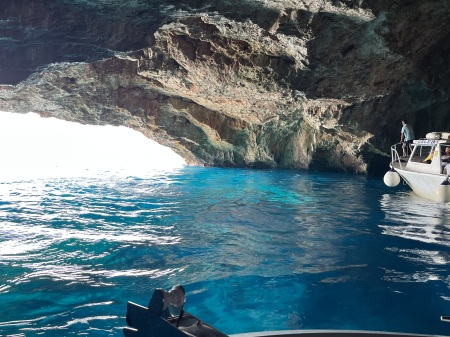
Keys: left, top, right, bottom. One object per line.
{"left": 1, "top": 167, "right": 450, "bottom": 336}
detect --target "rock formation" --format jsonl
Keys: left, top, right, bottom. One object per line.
{"left": 0, "top": 0, "right": 449, "bottom": 175}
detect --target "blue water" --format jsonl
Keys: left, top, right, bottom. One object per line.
{"left": 1, "top": 167, "right": 450, "bottom": 337}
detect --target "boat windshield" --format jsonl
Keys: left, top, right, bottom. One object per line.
{"left": 410, "top": 142, "right": 436, "bottom": 163}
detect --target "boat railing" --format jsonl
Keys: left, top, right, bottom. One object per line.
{"left": 390, "top": 143, "right": 404, "bottom": 169}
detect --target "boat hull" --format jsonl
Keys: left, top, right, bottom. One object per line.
{"left": 392, "top": 163, "right": 447, "bottom": 201}
{"left": 125, "top": 286, "right": 448, "bottom": 337}
{"left": 231, "top": 330, "right": 444, "bottom": 337}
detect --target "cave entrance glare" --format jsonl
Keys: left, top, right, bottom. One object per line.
{"left": 0, "top": 111, "right": 186, "bottom": 181}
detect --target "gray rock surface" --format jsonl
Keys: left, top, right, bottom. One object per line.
{"left": 0, "top": 0, "right": 449, "bottom": 174}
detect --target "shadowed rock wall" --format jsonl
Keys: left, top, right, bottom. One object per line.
{"left": 0, "top": 0, "right": 449, "bottom": 175}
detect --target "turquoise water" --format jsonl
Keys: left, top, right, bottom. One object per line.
{"left": 1, "top": 167, "right": 450, "bottom": 337}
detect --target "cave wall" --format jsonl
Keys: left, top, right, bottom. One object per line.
{"left": 0, "top": 0, "right": 449, "bottom": 175}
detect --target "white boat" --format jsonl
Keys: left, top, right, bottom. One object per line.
{"left": 123, "top": 285, "right": 448, "bottom": 337}
{"left": 383, "top": 132, "right": 450, "bottom": 203}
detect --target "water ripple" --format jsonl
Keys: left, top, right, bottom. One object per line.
{"left": 1, "top": 170, "right": 450, "bottom": 336}
{"left": 379, "top": 192, "right": 450, "bottom": 246}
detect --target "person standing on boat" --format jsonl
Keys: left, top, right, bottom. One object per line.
{"left": 400, "top": 119, "right": 415, "bottom": 157}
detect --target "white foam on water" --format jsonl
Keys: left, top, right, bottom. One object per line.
{"left": 0, "top": 111, "right": 186, "bottom": 180}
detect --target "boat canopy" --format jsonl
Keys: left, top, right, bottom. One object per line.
{"left": 426, "top": 132, "right": 450, "bottom": 140}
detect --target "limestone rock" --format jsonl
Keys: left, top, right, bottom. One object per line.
{"left": 0, "top": 0, "right": 449, "bottom": 175}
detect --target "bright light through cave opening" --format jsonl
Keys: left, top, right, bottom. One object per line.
{"left": 0, "top": 111, "right": 186, "bottom": 181}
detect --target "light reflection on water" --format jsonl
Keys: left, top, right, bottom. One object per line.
{"left": 380, "top": 191, "right": 450, "bottom": 246}
{"left": 379, "top": 191, "right": 450, "bottom": 289}
{"left": 0, "top": 169, "right": 450, "bottom": 336}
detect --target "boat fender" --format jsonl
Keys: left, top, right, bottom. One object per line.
{"left": 435, "top": 179, "right": 450, "bottom": 203}
{"left": 383, "top": 169, "right": 401, "bottom": 187}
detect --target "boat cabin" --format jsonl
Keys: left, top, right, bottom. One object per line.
{"left": 407, "top": 132, "right": 450, "bottom": 174}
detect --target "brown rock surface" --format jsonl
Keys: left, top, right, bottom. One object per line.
{"left": 0, "top": 0, "right": 449, "bottom": 174}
